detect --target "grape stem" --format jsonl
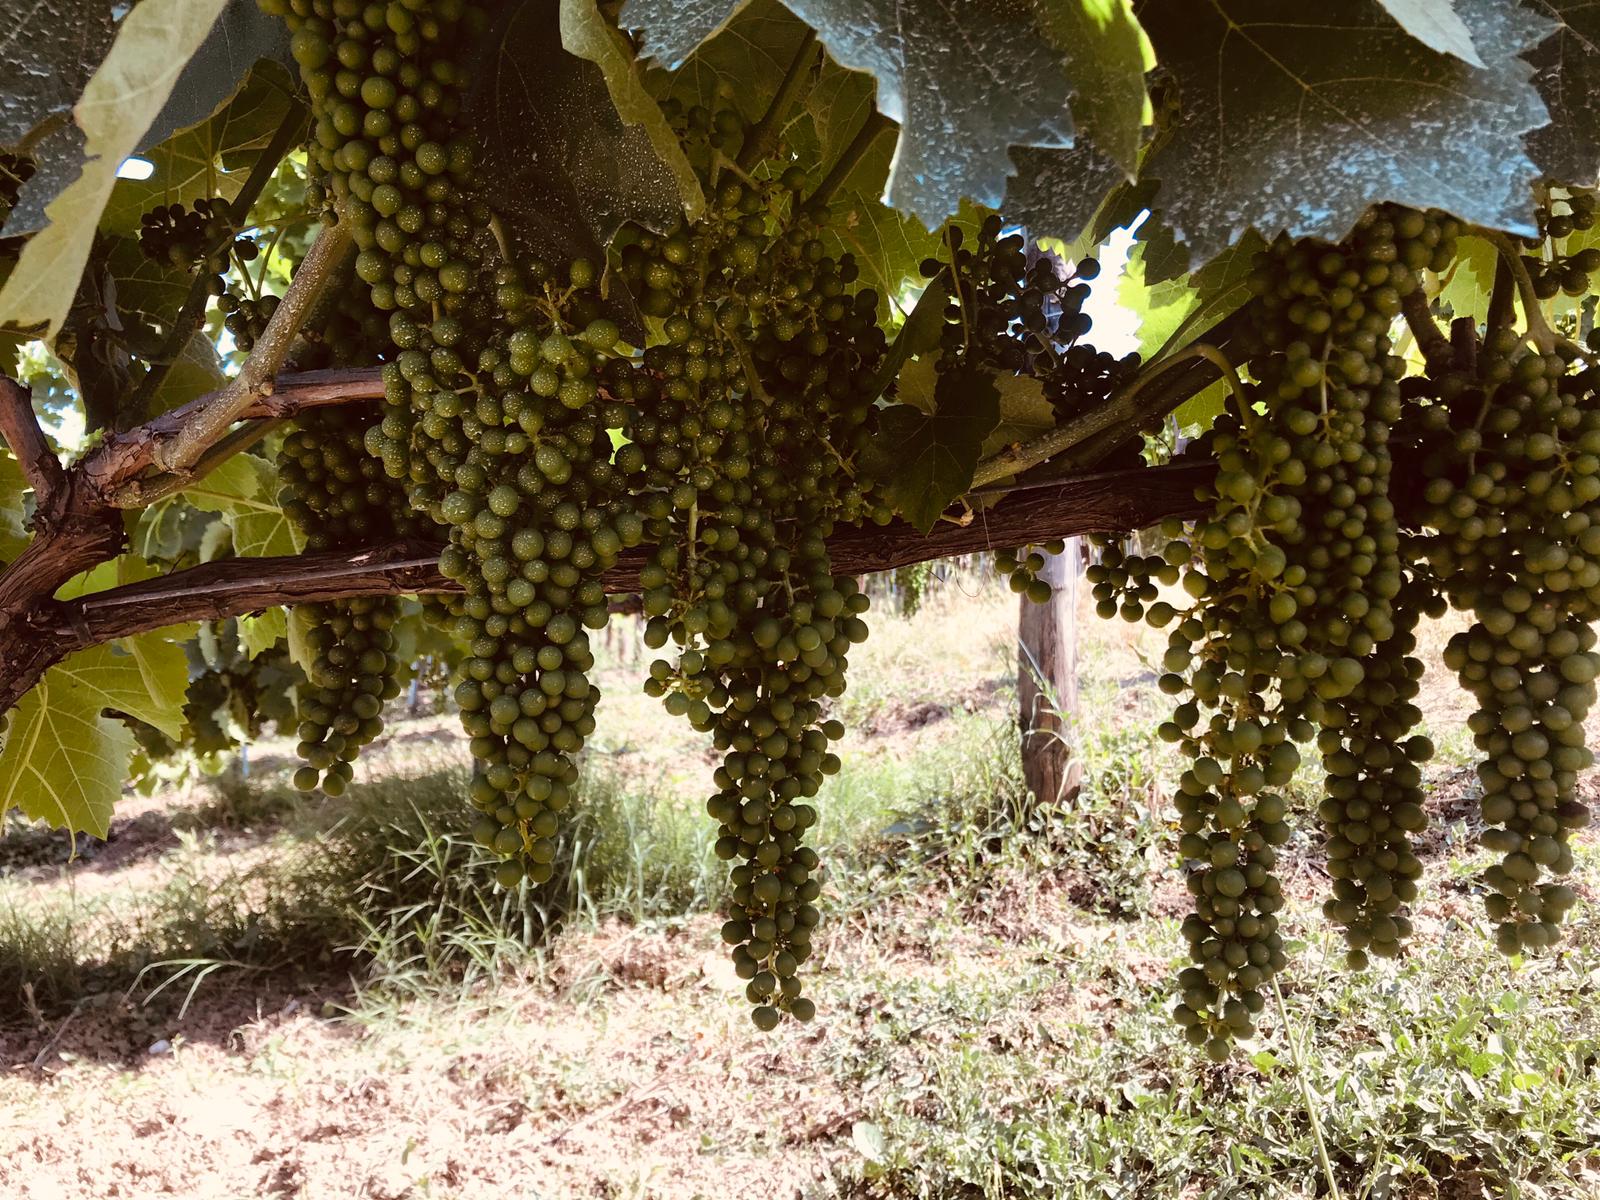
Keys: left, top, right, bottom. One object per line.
{"left": 736, "top": 30, "right": 819, "bottom": 171}
{"left": 113, "top": 417, "right": 280, "bottom": 507}
{"left": 971, "top": 340, "right": 1244, "bottom": 488}
{"left": 1481, "top": 230, "right": 1573, "bottom": 356}
{"left": 108, "top": 218, "right": 353, "bottom": 498}
{"left": 1272, "top": 979, "right": 1344, "bottom": 1200}
{"left": 1399, "top": 289, "right": 1451, "bottom": 367}
{"left": 806, "top": 110, "right": 893, "bottom": 210}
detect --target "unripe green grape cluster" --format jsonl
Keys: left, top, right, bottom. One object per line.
{"left": 997, "top": 540, "right": 1068, "bottom": 604}
{"left": 614, "top": 139, "right": 883, "bottom": 1025}
{"left": 1406, "top": 334, "right": 1598, "bottom": 951}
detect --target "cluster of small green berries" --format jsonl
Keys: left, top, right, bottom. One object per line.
{"left": 997, "top": 540, "right": 1067, "bottom": 604}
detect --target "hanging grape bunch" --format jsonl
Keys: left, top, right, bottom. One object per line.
{"left": 610, "top": 117, "right": 884, "bottom": 1027}
{"left": 1404, "top": 331, "right": 1598, "bottom": 954}
{"left": 1525, "top": 189, "right": 1600, "bottom": 299}
{"left": 138, "top": 198, "right": 257, "bottom": 300}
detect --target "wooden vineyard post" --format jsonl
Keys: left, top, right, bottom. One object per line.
{"left": 1018, "top": 542, "right": 1083, "bottom": 807}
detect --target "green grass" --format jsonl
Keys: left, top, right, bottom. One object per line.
{"left": 4, "top": 590, "right": 1599, "bottom": 1198}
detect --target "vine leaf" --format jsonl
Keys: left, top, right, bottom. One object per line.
{"left": 0, "top": 0, "right": 230, "bottom": 341}
{"left": 180, "top": 452, "right": 302, "bottom": 559}
{"left": 893, "top": 355, "right": 1053, "bottom": 457}
{"left": 1433, "top": 232, "right": 1500, "bottom": 323}
{"left": 1, "top": 118, "right": 89, "bottom": 238}
{"left": 102, "top": 60, "right": 301, "bottom": 235}
{"left": 869, "top": 362, "right": 1001, "bottom": 533}
{"left": 1119, "top": 231, "right": 1262, "bottom": 426}
{"left": 1003, "top": 140, "right": 1126, "bottom": 246}
{"left": 0, "top": 636, "right": 189, "bottom": 838}
{"left": 1136, "top": 0, "right": 1553, "bottom": 272}
{"left": 466, "top": 0, "right": 683, "bottom": 285}
{"left": 238, "top": 609, "right": 287, "bottom": 659}
{"left": 1375, "top": 0, "right": 1484, "bottom": 66}
{"left": 1523, "top": 0, "right": 1600, "bottom": 184}
{"left": 1036, "top": 0, "right": 1152, "bottom": 176}
{"left": 0, "top": 0, "right": 121, "bottom": 148}
{"left": 558, "top": 0, "right": 704, "bottom": 219}
{"left": 134, "top": 0, "right": 292, "bottom": 155}
{"left": 625, "top": 0, "right": 1088, "bottom": 228}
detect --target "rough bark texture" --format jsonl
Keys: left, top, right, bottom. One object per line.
{"left": 0, "top": 460, "right": 1219, "bottom": 714}
{"left": 1018, "top": 545, "right": 1082, "bottom": 807}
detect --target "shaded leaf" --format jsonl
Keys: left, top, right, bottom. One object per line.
{"left": 1035, "top": 0, "right": 1153, "bottom": 175}
{"left": 1523, "top": 1, "right": 1600, "bottom": 183}
{"left": 0, "top": 0, "right": 230, "bottom": 340}
{"left": 870, "top": 362, "right": 1000, "bottom": 533}
{"left": 0, "top": 0, "right": 120, "bottom": 147}
{"left": 1376, "top": 0, "right": 1484, "bottom": 65}
{"left": 559, "top": 0, "right": 704, "bottom": 219}
{"left": 0, "top": 449, "right": 29, "bottom": 562}
{"left": 1003, "top": 140, "right": 1125, "bottom": 247}
{"left": 102, "top": 60, "right": 301, "bottom": 234}
{"left": 467, "top": 0, "right": 683, "bottom": 281}
{"left": 135, "top": 0, "right": 291, "bottom": 154}
{"left": 1, "top": 117, "right": 88, "bottom": 238}
{"left": 627, "top": 0, "right": 1080, "bottom": 227}
{"left": 147, "top": 331, "right": 225, "bottom": 417}
{"left": 1136, "top": 0, "right": 1552, "bottom": 271}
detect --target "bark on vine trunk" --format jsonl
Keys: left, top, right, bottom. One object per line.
{"left": 0, "top": 460, "right": 1218, "bottom": 715}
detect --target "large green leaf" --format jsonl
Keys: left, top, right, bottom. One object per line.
{"left": 102, "top": 60, "right": 300, "bottom": 235}
{"left": 626, "top": 0, "right": 1086, "bottom": 227}
{"left": 0, "top": 634, "right": 189, "bottom": 837}
{"left": 1135, "top": 0, "right": 1552, "bottom": 272}
{"left": 1375, "top": 0, "right": 1484, "bottom": 65}
{"left": 559, "top": 0, "right": 704, "bottom": 220}
{"left": 1036, "top": 0, "right": 1152, "bottom": 176}
{"left": 1523, "top": 1, "right": 1600, "bottom": 183}
{"left": 0, "top": 0, "right": 230, "bottom": 340}
{"left": 869, "top": 362, "right": 1001, "bottom": 533}
{"left": 466, "top": 0, "right": 684, "bottom": 279}
{"left": 180, "top": 452, "right": 302, "bottom": 559}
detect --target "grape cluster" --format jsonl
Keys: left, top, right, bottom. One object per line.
{"left": 221, "top": 291, "right": 278, "bottom": 352}
{"left": 138, "top": 198, "right": 257, "bottom": 297}
{"left": 268, "top": 0, "right": 646, "bottom": 891}
{"left": 996, "top": 540, "right": 1067, "bottom": 603}
{"left": 1407, "top": 334, "right": 1597, "bottom": 951}
{"left": 1119, "top": 207, "right": 1459, "bottom": 1055}
{"left": 279, "top": 402, "right": 427, "bottom": 793}
{"left": 1086, "top": 532, "right": 1181, "bottom": 621}
{"left": 1527, "top": 190, "right": 1600, "bottom": 299}
{"left": 609, "top": 153, "right": 884, "bottom": 1025}
{"left": 922, "top": 217, "right": 1099, "bottom": 374}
